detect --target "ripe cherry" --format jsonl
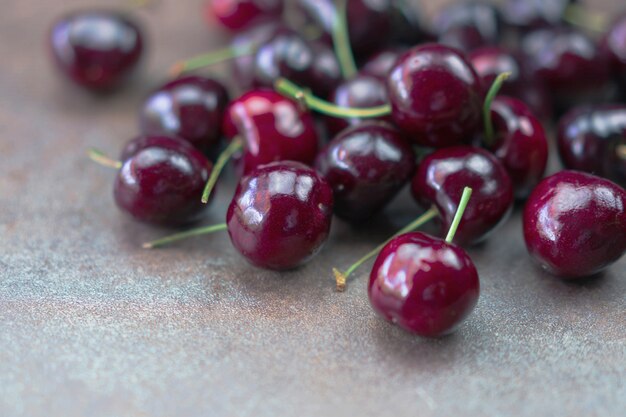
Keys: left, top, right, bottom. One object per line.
{"left": 139, "top": 76, "right": 229, "bottom": 154}
{"left": 49, "top": 10, "right": 143, "bottom": 90}
{"left": 557, "top": 104, "right": 626, "bottom": 187}
{"left": 434, "top": 1, "right": 501, "bottom": 52}
{"left": 114, "top": 137, "right": 213, "bottom": 225}
{"left": 387, "top": 44, "right": 483, "bottom": 148}
{"left": 315, "top": 122, "right": 415, "bottom": 222}
{"left": 226, "top": 161, "right": 333, "bottom": 270}
{"left": 412, "top": 146, "right": 513, "bottom": 246}
{"left": 523, "top": 171, "right": 626, "bottom": 278}
{"left": 207, "top": 0, "right": 284, "bottom": 32}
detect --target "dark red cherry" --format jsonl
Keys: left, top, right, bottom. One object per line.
{"left": 523, "top": 171, "right": 626, "bottom": 278}
{"left": 119, "top": 135, "right": 195, "bottom": 162}
{"left": 412, "top": 146, "right": 513, "bottom": 246}
{"left": 557, "top": 104, "right": 626, "bottom": 187}
{"left": 488, "top": 96, "right": 549, "bottom": 199}
{"left": 252, "top": 28, "right": 341, "bottom": 97}
{"left": 226, "top": 161, "right": 333, "bottom": 270}
{"left": 139, "top": 76, "right": 229, "bottom": 154}
{"left": 315, "top": 122, "right": 415, "bottom": 222}
{"left": 207, "top": 0, "right": 283, "bottom": 31}
{"left": 325, "top": 74, "right": 390, "bottom": 135}
{"left": 434, "top": 1, "right": 501, "bottom": 52}
{"left": 368, "top": 232, "right": 480, "bottom": 337}
{"left": 387, "top": 44, "right": 483, "bottom": 148}
{"left": 223, "top": 89, "right": 319, "bottom": 175}
{"left": 361, "top": 47, "right": 406, "bottom": 80}
{"left": 601, "top": 14, "right": 626, "bottom": 93}
{"left": 114, "top": 140, "right": 212, "bottom": 225}
{"left": 469, "top": 46, "right": 552, "bottom": 118}
{"left": 501, "top": 0, "right": 577, "bottom": 30}
{"left": 49, "top": 10, "right": 143, "bottom": 90}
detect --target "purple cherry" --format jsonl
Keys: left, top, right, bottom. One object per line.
{"left": 226, "top": 161, "right": 333, "bottom": 270}
{"left": 368, "top": 232, "right": 480, "bottom": 337}
{"left": 315, "top": 122, "right": 415, "bottom": 222}
{"left": 434, "top": 1, "right": 501, "bottom": 52}
{"left": 207, "top": 0, "right": 283, "bottom": 32}
{"left": 523, "top": 170, "right": 626, "bottom": 278}
{"left": 49, "top": 10, "right": 143, "bottom": 90}
{"left": 557, "top": 104, "right": 626, "bottom": 187}
{"left": 139, "top": 76, "right": 229, "bottom": 154}
{"left": 387, "top": 44, "right": 483, "bottom": 148}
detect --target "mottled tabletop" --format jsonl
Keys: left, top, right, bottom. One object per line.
{"left": 0, "top": 0, "right": 624, "bottom": 416}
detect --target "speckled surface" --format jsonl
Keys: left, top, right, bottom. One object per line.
{"left": 0, "top": 1, "right": 625, "bottom": 416}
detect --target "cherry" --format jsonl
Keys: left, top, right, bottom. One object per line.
{"left": 557, "top": 104, "right": 626, "bottom": 187}
{"left": 139, "top": 76, "right": 229, "bottom": 154}
{"left": 523, "top": 170, "right": 626, "bottom": 278}
{"left": 434, "top": 1, "right": 502, "bottom": 52}
{"left": 501, "top": 0, "right": 577, "bottom": 30}
{"left": 114, "top": 138, "right": 213, "bottom": 225}
{"left": 387, "top": 44, "right": 483, "bottom": 148}
{"left": 361, "top": 47, "right": 406, "bottom": 80}
{"left": 487, "top": 96, "right": 549, "bottom": 199}
{"left": 226, "top": 161, "right": 333, "bottom": 270}
{"left": 49, "top": 10, "right": 143, "bottom": 90}
{"left": 207, "top": 0, "right": 283, "bottom": 32}
{"left": 325, "top": 74, "right": 390, "bottom": 135}
{"left": 315, "top": 122, "right": 415, "bottom": 222}
{"left": 412, "top": 146, "right": 513, "bottom": 246}
{"left": 252, "top": 28, "right": 342, "bottom": 97}
{"left": 601, "top": 14, "right": 626, "bottom": 94}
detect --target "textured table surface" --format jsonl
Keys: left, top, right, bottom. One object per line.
{"left": 0, "top": 1, "right": 625, "bottom": 416}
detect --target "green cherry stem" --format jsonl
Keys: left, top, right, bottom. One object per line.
{"left": 483, "top": 72, "right": 511, "bottom": 147}
{"left": 445, "top": 187, "right": 473, "bottom": 244}
{"left": 333, "top": 206, "right": 439, "bottom": 292}
{"left": 201, "top": 138, "right": 244, "bottom": 204}
{"left": 88, "top": 148, "right": 122, "bottom": 169}
{"left": 169, "top": 44, "right": 253, "bottom": 77}
{"left": 275, "top": 78, "right": 392, "bottom": 119}
{"left": 142, "top": 223, "right": 228, "bottom": 249}
{"left": 332, "top": 0, "right": 357, "bottom": 79}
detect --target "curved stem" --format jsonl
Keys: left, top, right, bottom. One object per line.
{"left": 275, "top": 78, "right": 392, "bottom": 119}
{"left": 334, "top": 206, "right": 439, "bottom": 292}
{"left": 88, "top": 148, "right": 122, "bottom": 169}
{"left": 445, "top": 187, "right": 473, "bottom": 244}
{"left": 332, "top": 0, "right": 357, "bottom": 79}
{"left": 143, "top": 223, "right": 227, "bottom": 249}
{"left": 201, "top": 138, "right": 243, "bottom": 204}
{"left": 563, "top": 4, "right": 608, "bottom": 32}
{"left": 483, "top": 72, "right": 511, "bottom": 147}
{"left": 169, "top": 44, "right": 253, "bottom": 77}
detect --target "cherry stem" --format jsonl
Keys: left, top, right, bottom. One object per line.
{"left": 331, "top": 0, "right": 357, "bottom": 79}
{"left": 444, "top": 187, "right": 473, "bottom": 244}
{"left": 275, "top": 78, "right": 392, "bottom": 119}
{"left": 142, "top": 223, "right": 228, "bottom": 249}
{"left": 333, "top": 206, "right": 439, "bottom": 292}
{"left": 201, "top": 138, "right": 243, "bottom": 204}
{"left": 169, "top": 44, "right": 253, "bottom": 77}
{"left": 483, "top": 72, "right": 511, "bottom": 147}
{"left": 88, "top": 148, "right": 122, "bottom": 169}
{"left": 563, "top": 4, "right": 608, "bottom": 32}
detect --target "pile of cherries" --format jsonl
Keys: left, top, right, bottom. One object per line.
{"left": 49, "top": 0, "right": 626, "bottom": 339}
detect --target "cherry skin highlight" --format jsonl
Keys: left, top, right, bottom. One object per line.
{"left": 226, "top": 161, "right": 334, "bottom": 270}
{"left": 140, "top": 76, "right": 229, "bottom": 154}
{"left": 361, "top": 47, "right": 406, "bottom": 80}
{"left": 501, "top": 0, "right": 577, "bottom": 30}
{"left": 412, "top": 146, "right": 514, "bottom": 246}
{"left": 387, "top": 44, "right": 483, "bottom": 148}
{"left": 119, "top": 135, "right": 196, "bottom": 162}
{"left": 523, "top": 171, "right": 626, "bottom": 278}
{"left": 368, "top": 232, "right": 480, "bottom": 337}
{"left": 207, "top": 0, "right": 284, "bottom": 32}
{"left": 315, "top": 122, "right": 415, "bottom": 222}
{"left": 49, "top": 10, "right": 143, "bottom": 90}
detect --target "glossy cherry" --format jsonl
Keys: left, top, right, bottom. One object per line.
{"left": 114, "top": 138, "right": 212, "bottom": 225}
{"left": 412, "top": 146, "right": 513, "bottom": 246}
{"left": 487, "top": 96, "right": 549, "bottom": 198}
{"left": 602, "top": 14, "right": 626, "bottom": 93}
{"left": 226, "top": 161, "right": 333, "bottom": 270}
{"left": 251, "top": 28, "right": 342, "bottom": 97}
{"left": 368, "top": 232, "right": 480, "bottom": 337}
{"left": 207, "top": 0, "right": 283, "bottom": 31}
{"left": 557, "top": 104, "right": 626, "bottom": 187}
{"left": 501, "top": 0, "right": 577, "bottom": 30}
{"left": 49, "top": 10, "right": 143, "bottom": 90}
{"left": 387, "top": 44, "right": 483, "bottom": 148}
{"left": 523, "top": 171, "right": 626, "bottom": 278}
{"left": 434, "top": 1, "right": 501, "bottom": 52}
{"left": 315, "top": 122, "right": 415, "bottom": 222}
{"left": 139, "top": 76, "right": 229, "bottom": 154}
